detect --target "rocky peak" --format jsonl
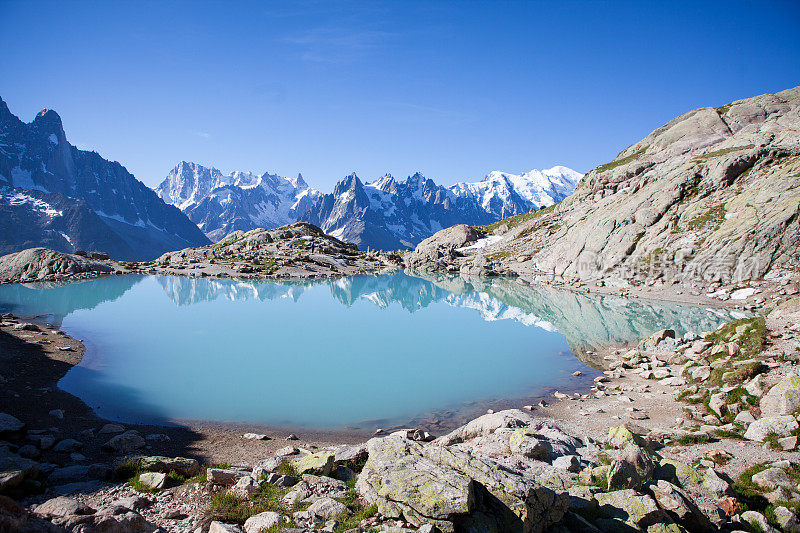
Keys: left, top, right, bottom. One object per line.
{"left": 31, "top": 108, "right": 66, "bottom": 144}
{"left": 335, "top": 173, "right": 364, "bottom": 194}
{"left": 292, "top": 173, "right": 308, "bottom": 189}
{"left": 370, "top": 174, "right": 397, "bottom": 193}
{"left": 0, "top": 96, "right": 13, "bottom": 122}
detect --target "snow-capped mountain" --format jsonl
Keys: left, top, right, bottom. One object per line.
{"left": 301, "top": 167, "right": 582, "bottom": 250}
{"left": 301, "top": 172, "right": 494, "bottom": 250}
{"left": 157, "top": 162, "right": 582, "bottom": 251}
{"left": 450, "top": 166, "right": 582, "bottom": 220}
{"left": 0, "top": 97, "right": 210, "bottom": 260}
{"left": 155, "top": 162, "right": 320, "bottom": 242}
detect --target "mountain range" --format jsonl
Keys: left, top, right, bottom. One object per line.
{"left": 0, "top": 94, "right": 581, "bottom": 258}
{"left": 157, "top": 163, "right": 582, "bottom": 250}
{"left": 155, "top": 161, "right": 321, "bottom": 242}
{"left": 0, "top": 98, "right": 210, "bottom": 260}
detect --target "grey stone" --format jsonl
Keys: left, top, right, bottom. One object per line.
{"left": 595, "top": 489, "right": 666, "bottom": 528}
{"left": 760, "top": 375, "right": 800, "bottom": 416}
{"left": 743, "top": 415, "right": 799, "bottom": 441}
{"left": 210, "top": 522, "right": 244, "bottom": 533}
{"left": 607, "top": 443, "right": 657, "bottom": 490}
{"left": 648, "top": 480, "right": 710, "bottom": 531}
{"left": 355, "top": 434, "right": 568, "bottom": 532}
{"left": 136, "top": 456, "right": 200, "bottom": 477}
{"left": 230, "top": 475, "right": 261, "bottom": 498}
{"left": 243, "top": 511, "right": 282, "bottom": 533}
{"left": 307, "top": 497, "right": 347, "bottom": 519}
{"left": 0, "top": 470, "right": 24, "bottom": 491}
{"left": 751, "top": 467, "right": 793, "bottom": 490}
{"left": 334, "top": 443, "right": 368, "bottom": 463}
{"left": 103, "top": 430, "right": 145, "bottom": 453}
{"left": 0, "top": 413, "right": 25, "bottom": 435}
{"left": 99, "top": 423, "right": 126, "bottom": 434}
{"left": 52, "top": 438, "right": 82, "bottom": 452}
{"left": 35, "top": 496, "right": 95, "bottom": 517}
{"left": 774, "top": 506, "right": 800, "bottom": 532}
{"left": 137, "top": 472, "right": 166, "bottom": 490}
{"left": 742, "top": 510, "right": 779, "bottom": 533}
{"left": 701, "top": 469, "right": 730, "bottom": 497}
{"left": 552, "top": 455, "right": 581, "bottom": 473}
{"left": 207, "top": 468, "right": 250, "bottom": 485}
{"left": 509, "top": 429, "right": 552, "bottom": 460}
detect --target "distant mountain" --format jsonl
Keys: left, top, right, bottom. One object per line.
{"left": 449, "top": 166, "right": 582, "bottom": 221}
{"left": 158, "top": 162, "right": 582, "bottom": 250}
{"left": 301, "top": 167, "right": 582, "bottom": 250}
{"left": 155, "top": 161, "right": 320, "bottom": 242}
{"left": 0, "top": 98, "right": 210, "bottom": 260}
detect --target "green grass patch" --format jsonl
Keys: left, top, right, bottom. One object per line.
{"left": 332, "top": 489, "right": 378, "bottom": 530}
{"left": 594, "top": 147, "right": 648, "bottom": 173}
{"left": 726, "top": 386, "right": 759, "bottom": 407}
{"left": 713, "top": 428, "right": 743, "bottom": 440}
{"left": 687, "top": 204, "right": 726, "bottom": 230}
{"left": 275, "top": 461, "right": 298, "bottom": 477}
{"left": 706, "top": 317, "right": 767, "bottom": 359}
{"left": 478, "top": 204, "right": 557, "bottom": 234}
{"left": 695, "top": 144, "right": 755, "bottom": 161}
{"left": 716, "top": 104, "right": 733, "bottom": 115}
{"left": 677, "top": 433, "right": 710, "bottom": 446}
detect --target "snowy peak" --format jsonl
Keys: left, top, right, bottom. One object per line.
{"left": 450, "top": 166, "right": 582, "bottom": 220}
{"left": 159, "top": 160, "right": 581, "bottom": 251}
{"left": 156, "top": 161, "right": 321, "bottom": 242}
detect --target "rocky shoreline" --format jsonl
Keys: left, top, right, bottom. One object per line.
{"left": 0, "top": 270, "right": 798, "bottom": 532}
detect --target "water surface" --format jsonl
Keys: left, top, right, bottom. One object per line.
{"left": 0, "top": 272, "right": 740, "bottom": 430}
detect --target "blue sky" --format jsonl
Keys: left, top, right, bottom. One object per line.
{"left": 1, "top": 1, "right": 799, "bottom": 190}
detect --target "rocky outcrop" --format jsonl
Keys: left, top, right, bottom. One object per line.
{"left": 405, "top": 224, "right": 482, "bottom": 272}
{"left": 355, "top": 433, "right": 568, "bottom": 532}
{"left": 407, "top": 86, "right": 800, "bottom": 284}
{"left": 0, "top": 248, "right": 114, "bottom": 283}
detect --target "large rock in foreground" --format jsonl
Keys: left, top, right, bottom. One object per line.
{"left": 356, "top": 435, "right": 568, "bottom": 533}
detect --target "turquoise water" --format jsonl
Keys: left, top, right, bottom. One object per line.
{"left": 0, "top": 273, "right": 741, "bottom": 430}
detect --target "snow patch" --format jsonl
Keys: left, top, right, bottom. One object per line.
{"left": 4, "top": 191, "right": 62, "bottom": 217}
{"left": 457, "top": 235, "right": 503, "bottom": 252}
{"left": 731, "top": 288, "right": 756, "bottom": 300}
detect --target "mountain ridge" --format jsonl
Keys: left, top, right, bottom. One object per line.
{"left": 0, "top": 97, "right": 210, "bottom": 260}
{"left": 157, "top": 161, "right": 582, "bottom": 250}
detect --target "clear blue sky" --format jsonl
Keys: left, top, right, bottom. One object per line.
{"left": 1, "top": 1, "right": 799, "bottom": 190}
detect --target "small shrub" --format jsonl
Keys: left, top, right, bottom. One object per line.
{"left": 677, "top": 434, "right": 710, "bottom": 446}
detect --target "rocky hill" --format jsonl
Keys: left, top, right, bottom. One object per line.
{"left": 407, "top": 86, "right": 800, "bottom": 285}
{"left": 0, "top": 98, "right": 210, "bottom": 261}
{"left": 139, "top": 222, "right": 403, "bottom": 280}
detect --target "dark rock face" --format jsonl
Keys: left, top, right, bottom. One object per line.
{"left": 0, "top": 98, "right": 210, "bottom": 260}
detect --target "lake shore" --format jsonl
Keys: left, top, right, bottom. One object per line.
{"left": 1, "top": 273, "right": 799, "bottom": 532}
{"left": 0, "top": 274, "right": 794, "bottom": 464}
